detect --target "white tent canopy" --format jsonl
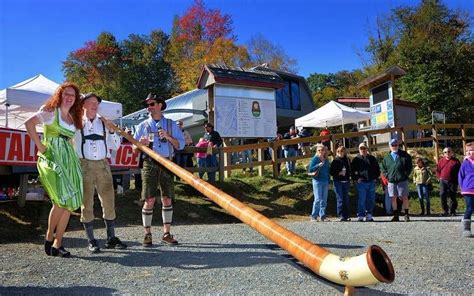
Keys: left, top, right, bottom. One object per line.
{"left": 0, "top": 74, "right": 122, "bottom": 129}
{"left": 295, "top": 100, "right": 370, "bottom": 129}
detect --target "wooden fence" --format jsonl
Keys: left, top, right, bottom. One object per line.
{"left": 178, "top": 123, "right": 474, "bottom": 181}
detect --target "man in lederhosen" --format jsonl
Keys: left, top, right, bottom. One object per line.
{"left": 133, "top": 93, "right": 185, "bottom": 247}
{"left": 74, "top": 93, "right": 127, "bottom": 253}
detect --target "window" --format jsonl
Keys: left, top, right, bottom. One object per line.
{"left": 371, "top": 82, "right": 390, "bottom": 105}
{"left": 276, "top": 79, "right": 301, "bottom": 111}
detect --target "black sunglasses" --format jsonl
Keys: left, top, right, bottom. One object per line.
{"left": 146, "top": 102, "right": 157, "bottom": 107}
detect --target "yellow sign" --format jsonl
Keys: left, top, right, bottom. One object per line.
{"left": 376, "top": 112, "right": 388, "bottom": 124}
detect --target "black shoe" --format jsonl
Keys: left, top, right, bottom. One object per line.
{"left": 391, "top": 216, "right": 400, "bottom": 222}
{"left": 44, "top": 240, "right": 53, "bottom": 256}
{"left": 88, "top": 239, "right": 100, "bottom": 253}
{"left": 105, "top": 237, "right": 127, "bottom": 249}
{"left": 51, "top": 246, "right": 71, "bottom": 258}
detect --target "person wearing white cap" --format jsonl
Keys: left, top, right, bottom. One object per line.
{"left": 381, "top": 138, "right": 413, "bottom": 222}
{"left": 351, "top": 142, "right": 380, "bottom": 222}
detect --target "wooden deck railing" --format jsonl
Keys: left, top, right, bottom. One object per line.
{"left": 177, "top": 123, "right": 474, "bottom": 181}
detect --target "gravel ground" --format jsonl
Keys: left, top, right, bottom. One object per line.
{"left": 0, "top": 215, "right": 472, "bottom": 295}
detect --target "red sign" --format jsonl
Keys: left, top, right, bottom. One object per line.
{"left": 0, "top": 127, "right": 139, "bottom": 168}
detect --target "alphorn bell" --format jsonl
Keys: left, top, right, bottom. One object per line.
{"left": 113, "top": 125, "right": 394, "bottom": 294}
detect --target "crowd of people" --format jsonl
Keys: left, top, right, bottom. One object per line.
{"left": 305, "top": 136, "right": 473, "bottom": 238}
{"left": 24, "top": 82, "right": 473, "bottom": 258}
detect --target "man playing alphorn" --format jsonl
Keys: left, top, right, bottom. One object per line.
{"left": 133, "top": 93, "right": 185, "bottom": 247}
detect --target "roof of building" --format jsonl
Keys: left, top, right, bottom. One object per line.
{"left": 196, "top": 64, "right": 285, "bottom": 89}
{"left": 358, "top": 66, "right": 407, "bottom": 89}
{"left": 336, "top": 97, "right": 370, "bottom": 103}
{"left": 336, "top": 97, "right": 419, "bottom": 108}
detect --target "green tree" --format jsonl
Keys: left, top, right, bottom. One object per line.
{"left": 306, "top": 70, "right": 367, "bottom": 107}
{"left": 63, "top": 30, "right": 176, "bottom": 114}
{"left": 364, "top": 0, "right": 473, "bottom": 123}
{"left": 115, "top": 30, "right": 176, "bottom": 114}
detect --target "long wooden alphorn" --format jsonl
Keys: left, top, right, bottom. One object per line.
{"left": 113, "top": 125, "right": 394, "bottom": 293}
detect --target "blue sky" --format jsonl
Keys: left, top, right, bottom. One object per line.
{"left": 0, "top": 0, "right": 472, "bottom": 89}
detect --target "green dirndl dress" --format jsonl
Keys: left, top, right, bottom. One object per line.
{"left": 37, "top": 109, "right": 83, "bottom": 211}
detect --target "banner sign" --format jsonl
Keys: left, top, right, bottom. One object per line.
{"left": 0, "top": 127, "right": 139, "bottom": 168}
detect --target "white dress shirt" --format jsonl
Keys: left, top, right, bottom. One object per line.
{"left": 74, "top": 115, "right": 121, "bottom": 160}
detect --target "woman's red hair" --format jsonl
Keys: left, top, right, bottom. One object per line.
{"left": 43, "top": 82, "right": 83, "bottom": 129}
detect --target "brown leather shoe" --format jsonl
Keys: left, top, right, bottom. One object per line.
{"left": 143, "top": 233, "right": 152, "bottom": 247}
{"left": 161, "top": 232, "right": 178, "bottom": 245}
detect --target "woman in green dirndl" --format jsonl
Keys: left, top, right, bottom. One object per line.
{"left": 25, "top": 82, "right": 84, "bottom": 257}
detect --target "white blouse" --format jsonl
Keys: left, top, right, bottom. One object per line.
{"left": 35, "top": 107, "right": 75, "bottom": 132}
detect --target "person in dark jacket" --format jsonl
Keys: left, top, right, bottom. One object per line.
{"left": 330, "top": 146, "right": 352, "bottom": 221}
{"left": 381, "top": 138, "right": 413, "bottom": 222}
{"left": 351, "top": 142, "right": 380, "bottom": 222}
{"left": 436, "top": 147, "right": 461, "bottom": 216}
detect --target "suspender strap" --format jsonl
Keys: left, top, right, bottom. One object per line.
{"left": 102, "top": 120, "right": 108, "bottom": 153}
{"left": 167, "top": 119, "right": 174, "bottom": 160}
{"left": 80, "top": 120, "right": 107, "bottom": 159}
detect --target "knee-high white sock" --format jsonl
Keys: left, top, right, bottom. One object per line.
{"left": 142, "top": 208, "right": 153, "bottom": 228}
{"left": 162, "top": 205, "right": 173, "bottom": 225}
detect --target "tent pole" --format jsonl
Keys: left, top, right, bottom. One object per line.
{"left": 5, "top": 103, "right": 9, "bottom": 128}
{"left": 342, "top": 118, "right": 345, "bottom": 147}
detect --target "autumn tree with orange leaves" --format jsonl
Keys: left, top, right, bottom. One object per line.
{"left": 165, "top": 0, "right": 249, "bottom": 93}
{"left": 63, "top": 32, "right": 121, "bottom": 97}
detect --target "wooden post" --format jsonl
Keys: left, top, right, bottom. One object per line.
{"left": 400, "top": 127, "right": 406, "bottom": 150}
{"left": 432, "top": 125, "right": 439, "bottom": 162}
{"left": 223, "top": 139, "right": 232, "bottom": 178}
{"left": 373, "top": 135, "right": 378, "bottom": 153}
{"left": 17, "top": 173, "right": 28, "bottom": 207}
{"left": 258, "top": 140, "right": 264, "bottom": 177}
{"left": 218, "top": 147, "right": 224, "bottom": 181}
{"left": 365, "top": 132, "right": 371, "bottom": 152}
{"left": 329, "top": 136, "right": 335, "bottom": 155}
{"left": 344, "top": 286, "right": 355, "bottom": 296}
{"left": 461, "top": 124, "right": 466, "bottom": 153}
{"left": 271, "top": 141, "right": 279, "bottom": 178}
{"left": 207, "top": 86, "right": 214, "bottom": 125}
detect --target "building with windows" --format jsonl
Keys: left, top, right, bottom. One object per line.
{"left": 252, "top": 65, "right": 315, "bottom": 129}
{"left": 120, "top": 64, "right": 315, "bottom": 140}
